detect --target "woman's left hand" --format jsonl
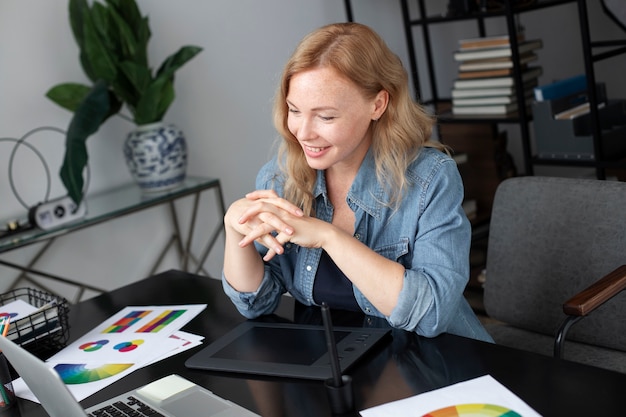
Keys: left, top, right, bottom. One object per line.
{"left": 237, "top": 190, "right": 302, "bottom": 260}
{"left": 238, "top": 190, "right": 329, "bottom": 261}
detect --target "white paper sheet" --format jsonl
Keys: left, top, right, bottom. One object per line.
{"left": 360, "top": 374, "right": 542, "bottom": 417}
{"left": 13, "top": 304, "right": 207, "bottom": 403}
{"left": 0, "top": 299, "right": 38, "bottom": 321}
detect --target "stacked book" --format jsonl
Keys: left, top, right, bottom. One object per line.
{"left": 451, "top": 34, "right": 543, "bottom": 116}
{"left": 533, "top": 73, "right": 607, "bottom": 120}
{"left": 531, "top": 73, "right": 626, "bottom": 160}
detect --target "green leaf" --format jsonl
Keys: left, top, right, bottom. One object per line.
{"left": 45, "top": 83, "right": 92, "bottom": 112}
{"left": 68, "top": 0, "right": 88, "bottom": 50}
{"left": 70, "top": 0, "right": 100, "bottom": 82}
{"left": 154, "top": 80, "right": 175, "bottom": 122}
{"left": 112, "top": 1, "right": 151, "bottom": 65}
{"left": 130, "top": 45, "right": 202, "bottom": 124}
{"left": 60, "top": 80, "right": 117, "bottom": 204}
{"left": 106, "top": 0, "right": 145, "bottom": 42}
{"left": 106, "top": 4, "right": 140, "bottom": 61}
{"left": 134, "top": 17, "right": 151, "bottom": 66}
{"left": 156, "top": 46, "right": 203, "bottom": 79}
{"left": 90, "top": 2, "right": 113, "bottom": 51}
{"left": 81, "top": 3, "right": 117, "bottom": 83}
{"left": 133, "top": 77, "right": 174, "bottom": 125}
{"left": 132, "top": 46, "right": 202, "bottom": 124}
{"left": 118, "top": 60, "right": 151, "bottom": 96}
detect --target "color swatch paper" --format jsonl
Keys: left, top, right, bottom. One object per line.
{"left": 12, "top": 304, "right": 206, "bottom": 403}
{"left": 360, "top": 375, "right": 541, "bottom": 417}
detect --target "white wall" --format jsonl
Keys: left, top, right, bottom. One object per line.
{"left": 1, "top": 1, "right": 624, "bottom": 301}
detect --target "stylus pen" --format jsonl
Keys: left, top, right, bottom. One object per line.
{"left": 321, "top": 302, "right": 343, "bottom": 387}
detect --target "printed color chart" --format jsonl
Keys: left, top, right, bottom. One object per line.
{"left": 102, "top": 310, "right": 151, "bottom": 333}
{"left": 79, "top": 340, "right": 109, "bottom": 352}
{"left": 136, "top": 310, "right": 185, "bottom": 333}
{"left": 54, "top": 363, "right": 133, "bottom": 384}
{"left": 423, "top": 403, "right": 522, "bottom": 417}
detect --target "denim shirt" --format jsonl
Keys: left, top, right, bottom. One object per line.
{"left": 223, "top": 147, "right": 493, "bottom": 342}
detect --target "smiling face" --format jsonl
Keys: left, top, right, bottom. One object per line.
{"left": 286, "top": 67, "right": 387, "bottom": 174}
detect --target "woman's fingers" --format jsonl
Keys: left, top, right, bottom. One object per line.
{"left": 239, "top": 224, "right": 295, "bottom": 262}
{"left": 244, "top": 190, "right": 304, "bottom": 218}
{"left": 260, "top": 230, "right": 294, "bottom": 261}
{"left": 232, "top": 189, "right": 305, "bottom": 261}
{"left": 238, "top": 214, "right": 293, "bottom": 246}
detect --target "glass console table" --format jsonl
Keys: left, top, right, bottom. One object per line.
{"left": 0, "top": 177, "right": 225, "bottom": 303}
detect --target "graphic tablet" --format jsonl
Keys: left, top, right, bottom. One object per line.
{"left": 184, "top": 321, "right": 390, "bottom": 380}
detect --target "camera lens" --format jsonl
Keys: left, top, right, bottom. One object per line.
{"left": 53, "top": 205, "right": 66, "bottom": 218}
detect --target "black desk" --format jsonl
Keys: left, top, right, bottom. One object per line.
{"left": 10, "top": 270, "right": 626, "bottom": 417}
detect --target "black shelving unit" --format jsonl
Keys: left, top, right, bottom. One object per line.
{"left": 346, "top": 0, "right": 626, "bottom": 179}
{"left": 344, "top": 0, "right": 626, "bottom": 309}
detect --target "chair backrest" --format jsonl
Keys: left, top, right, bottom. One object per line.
{"left": 483, "top": 176, "right": 626, "bottom": 352}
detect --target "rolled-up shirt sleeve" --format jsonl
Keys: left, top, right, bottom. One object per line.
{"left": 222, "top": 261, "right": 284, "bottom": 318}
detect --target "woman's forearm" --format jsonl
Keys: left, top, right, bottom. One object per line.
{"left": 223, "top": 226, "right": 265, "bottom": 293}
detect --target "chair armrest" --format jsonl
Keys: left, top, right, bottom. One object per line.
{"left": 555, "top": 265, "right": 626, "bottom": 359}
{"left": 562, "top": 265, "right": 626, "bottom": 317}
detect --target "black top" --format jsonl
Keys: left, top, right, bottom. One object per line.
{"left": 313, "top": 249, "right": 360, "bottom": 311}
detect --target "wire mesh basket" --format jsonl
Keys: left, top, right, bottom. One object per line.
{"left": 0, "top": 288, "right": 70, "bottom": 356}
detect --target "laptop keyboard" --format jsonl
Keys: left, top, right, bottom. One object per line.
{"left": 87, "top": 395, "right": 166, "bottom": 417}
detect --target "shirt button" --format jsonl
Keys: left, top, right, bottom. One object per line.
{"left": 306, "top": 265, "right": 312, "bottom": 272}
{"left": 354, "top": 233, "right": 361, "bottom": 241}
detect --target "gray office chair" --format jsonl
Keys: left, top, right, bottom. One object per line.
{"left": 482, "top": 176, "right": 626, "bottom": 373}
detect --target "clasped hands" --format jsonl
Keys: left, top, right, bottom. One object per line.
{"left": 225, "top": 190, "right": 326, "bottom": 261}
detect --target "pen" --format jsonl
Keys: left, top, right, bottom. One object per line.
{"left": 0, "top": 317, "right": 9, "bottom": 337}
{"left": 0, "top": 384, "right": 9, "bottom": 406}
{"left": 32, "top": 300, "right": 58, "bottom": 315}
{"left": 321, "top": 302, "right": 343, "bottom": 388}
{"left": 0, "top": 317, "right": 10, "bottom": 406}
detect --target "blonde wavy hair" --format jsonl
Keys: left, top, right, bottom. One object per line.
{"left": 273, "top": 22, "right": 446, "bottom": 215}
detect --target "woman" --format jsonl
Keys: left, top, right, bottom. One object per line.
{"left": 222, "top": 22, "right": 492, "bottom": 342}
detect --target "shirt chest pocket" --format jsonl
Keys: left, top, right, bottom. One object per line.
{"left": 373, "top": 237, "right": 410, "bottom": 267}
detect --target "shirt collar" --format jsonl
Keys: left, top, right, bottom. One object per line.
{"left": 313, "top": 149, "right": 388, "bottom": 220}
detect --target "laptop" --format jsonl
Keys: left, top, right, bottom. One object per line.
{"left": 0, "top": 336, "right": 259, "bottom": 417}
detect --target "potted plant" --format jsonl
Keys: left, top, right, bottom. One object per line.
{"left": 46, "top": 0, "right": 203, "bottom": 204}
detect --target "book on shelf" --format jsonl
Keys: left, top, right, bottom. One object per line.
{"left": 548, "top": 82, "right": 606, "bottom": 117}
{"left": 453, "top": 39, "right": 543, "bottom": 62}
{"left": 553, "top": 102, "right": 590, "bottom": 120}
{"left": 458, "top": 33, "right": 525, "bottom": 50}
{"left": 452, "top": 89, "right": 533, "bottom": 107}
{"left": 533, "top": 74, "right": 586, "bottom": 101}
{"left": 453, "top": 66, "right": 542, "bottom": 89}
{"left": 457, "top": 67, "right": 517, "bottom": 79}
{"left": 451, "top": 79, "right": 538, "bottom": 99}
{"left": 452, "top": 102, "right": 519, "bottom": 116}
{"left": 570, "top": 99, "right": 626, "bottom": 136}
{"left": 553, "top": 101, "right": 606, "bottom": 120}
{"left": 458, "top": 52, "right": 538, "bottom": 72}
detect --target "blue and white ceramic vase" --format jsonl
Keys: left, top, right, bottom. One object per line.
{"left": 123, "top": 122, "right": 188, "bottom": 193}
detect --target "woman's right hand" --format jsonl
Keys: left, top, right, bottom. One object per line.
{"left": 224, "top": 190, "right": 303, "bottom": 260}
